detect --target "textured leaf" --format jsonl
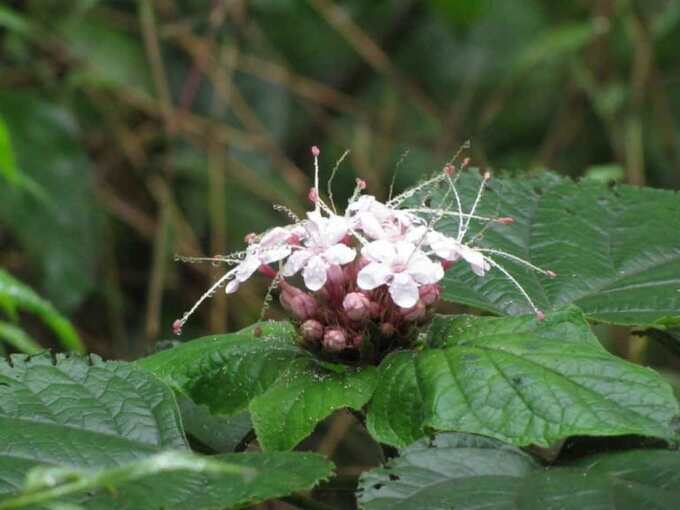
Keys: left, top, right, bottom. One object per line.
{"left": 0, "top": 352, "right": 188, "bottom": 496}
{"left": 177, "top": 395, "right": 252, "bottom": 453}
{"left": 426, "top": 172, "right": 680, "bottom": 327}
{"left": 358, "top": 432, "right": 680, "bottom": 510}
{"left": 367, "top": 308, "right": 678, "bottom": 448}
{"left": 0, "top": 270, "right": 83, "bottom": 353}
{"left": 0, "top": 93, "right": 98, "bottom": 311}
{"left": 138, "top": 322, "right": 377, "bottom": 451}
{"left": 0, "top": 450, "right": 333, "bottom": 510}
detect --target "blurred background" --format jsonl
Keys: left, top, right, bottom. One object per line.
{"left": 1, "top": 0, "right": 679, "bottom": 360}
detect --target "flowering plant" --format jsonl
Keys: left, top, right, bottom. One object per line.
{"left": 173, "top": 147, "right": 555, "bottom": 363}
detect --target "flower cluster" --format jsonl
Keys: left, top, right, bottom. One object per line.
{"left": 173, "top": 147, "right": 555, "bottom": 362}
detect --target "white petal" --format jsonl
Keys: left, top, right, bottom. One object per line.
{"left": 260, "top": 227, "right": 289, "bottom": 246}
{"left": 393, "top": 241, "right": 418, "bottom": 264}
{"left": 323, "top": 244, "right": 356, "bottom": 265}
{"left": 235, "top": 256, "right": 261, "bottom": 282}
{"left": 225, "top": 279, "right": 240, "bottom": 294}
{"left": 359, "top": 212, "right": 386, "bottom": 239}
{"left": 459, "top": 245, "right": 490, "bottom": 276}
{"left": 302, "top": 255, "right": 328, "bottom": 291}
{"left": 408, "top": 256, "right": 444, "bottom": 284}
{"left": 389, "top": 272, "right": 419, "bottom": 308}
{"left": 361, "top": 240, "right": 396, "bottom": 263}
{"left": 324, "top": 215, "right": 350, "bottom": 245}
{"left": 260, "top": 245, "right": 291, "bottom": 264}
{"left": 357, "top": 262, "right": 392, "bottom": 290}
{"left": 281, "top": 249, "right": 311, "bottom": 277}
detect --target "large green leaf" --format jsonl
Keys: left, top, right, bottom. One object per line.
{"left": 0, "top": 450, "right": 333, "bottom": 510}
{"left": 137, "top": 322, "right": 378, "bottom": 451}
{"left": 367, "top": 308, "right": 678, "bottom": 448}
{"left": 0, "top": 93, "right": 98, "bottom": 311}
{"left": 0, "top": 269, "right": 83, "bottom": 352}
{"left": 425, "top": 172, "right": 680, "bottom": 327}
{"left": 358, "top": 432, "right": 680, "bottom": 510}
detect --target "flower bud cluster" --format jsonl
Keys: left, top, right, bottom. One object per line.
{"left": 173, "top": 146, "right": 556, "bottom": 363}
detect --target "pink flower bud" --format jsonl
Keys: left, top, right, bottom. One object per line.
{"left": 443, "top": 164, "right": 455, "bottom": 176}
{"left": 461, "top": 157, "right": 470, "bottom": 168}
{"left": 496, "top": 217, "right": 514, "bottom": 225}
{"left": 308, "top": 188, "right": 319, "bottom": 204}
{"left": 279, "top": 281, "right": 318, "bottom": 320}
{"left": 258, "top": 264, "right": 277, "bottom": 279}
{"left": 401, "top": 301, "right": 426, "bottom": 322}
{"left": 356, "top": 178, "right": 367, "bottom": 189}
{"left": 343, "top": 292, "right": 371, "bottom": 321}
{"left": 483, "top": 170, "right": 492, "bottom": 181}
{"left": 300, "top": 319, "right": 324, "bottom": 342}
{"left": 326, "top": 264, "right": 346, "bottom": 289}
{"left": 380, "top": 322, "right": 396, "bottom": 337}
{"left": 546, "top": 270, "right": 557, "bottom": 278}
{"left": 172, "top": 319, "right": 183, "bottom": 336}
{"left": 536, "top": 310, "right": 546, "bottom": 321}
{"left": 323, "top": 328, "right": 347, "bottom": 352}
{"left": 311, "top": 145, "right": 320, "bottom": 157}
{"left": 442, "top": 259, "right": 455, "bottom": 271}
{"left": 419, "top": 284, "right": 441, "bottom": 306}
{"left": 244, "top": 232, "right": 257, "bottom": 244}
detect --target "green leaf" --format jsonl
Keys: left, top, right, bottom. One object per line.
{"left": 138, "top": 322, "right": 378, "bottom": 451}
{"left": 358, "top": 432, "right": 680, "bottom": 510}
{"left": 428, "top": 172, "right": 680, "bottom": 327}
{"left": 0, "top": 450, "right": 333, "bottom": 510}
{"left": 177, "top": 395, "right": 252, "bottom": 453}
{"left": 0, "top": 269, "right": 84, "bottom": 353}
{"left": 0, "top": 94, "right": 98, "bottom": 311}
{"left": 358, "top": 433, "right": 537, "bottom": 510}
{"left": 0, "top": 321, "right": 41, "bottom": 354}
{"left": 367, "top": 308, "right": 678, "bottom": 448}
{"left": 0, "top": 115, "right": 18, "bottom": 184}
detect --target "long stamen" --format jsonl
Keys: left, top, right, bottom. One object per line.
{"left": 327, "top": 149, "right": 350, "bottom": 214}
{"left": 460, "top": 171, "right": 490, "bottom": 241}
{"left": 443, "top": 169, "right": 465, "bottom": 239}
{"left": 310, "top": 145, "right": 322, "bottom": 215}
{"left": 404, "top": 208, "right": 493, "bottom": 222}
{"left": 173, "top": 255, "right": 241, "bottom": 265}
{"left": 482, "top": 254, "right": 543, "bottom": 317}
{"left": 476, "top": 248, "right": 556, "bottom": 277}
{"left": 388, "top": 148, "right": 410, "bottom": 201}
{"left": 174, "top": 271, "right": 234, "bottom": 333}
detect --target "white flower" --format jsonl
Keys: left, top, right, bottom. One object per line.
{"left": 225, "top": 226, "right": 298, "bottom": 294}
{"left": 282, "top": 211, "right": 356, "bottom": 291}
{"left": 427, "top": 231, "right": 490, "bottom": 276}
{"left": 347, "top": 195, "right": 423, "bottom": 241}
{"left": 357, "top": 240, "right": 444, "bottom": 308}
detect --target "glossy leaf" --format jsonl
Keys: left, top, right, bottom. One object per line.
{"left": 0, "top": 269, "right": 84, "bottom": 353}
{"left": 0, "top": 450, "right": 333, "bottom": 510}
{"left": 138, "top": 322, "right": 378, "bottom": 451}
{"left": 0, "top": 352, "right": 187, "bottom": 496}
{"left": 177, "top": 395, "right": 252, "bottom": 453}
{"left": 367, "top": 308, "right": 678, "bottom": 448}
{"left": 426, "top": 172, "right": 680, "bottom": 327}
{"left": 358, "top": 432, "right": 680, "bottom": 510}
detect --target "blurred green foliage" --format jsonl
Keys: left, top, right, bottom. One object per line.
{"left": 0, "top": 0, "right": 678, "bottom": 358}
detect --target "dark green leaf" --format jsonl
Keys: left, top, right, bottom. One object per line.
{"left": 358, "top": 432, "right": 680, "bottom": 510}
{"left": 138, "top": 322, "right": 377, "bottom": 451}
{"left": 428, "top": 172, "right": 680, "bottom": 327}
{"left": 0, "top": 450, "right": 333, "bottom": 510}
{"left": 177, "top": 395, "right": 252, "bottom": 453}
{"left": 0, "top": 269, "right": 84, "bottom": 353}
{"left": 367, "top": 308, "right": 678, "bottom": 448}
